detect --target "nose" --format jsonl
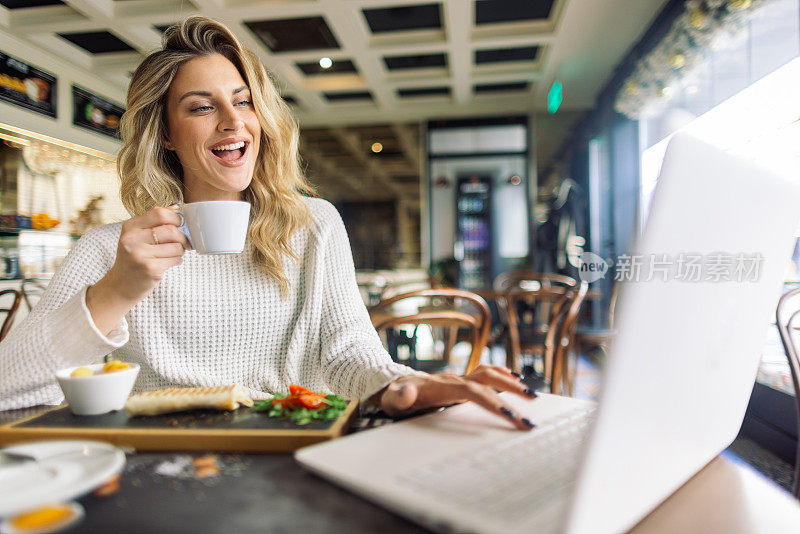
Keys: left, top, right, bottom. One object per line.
{"left": 217, "top": 102, "right": 244, "bottom": 132}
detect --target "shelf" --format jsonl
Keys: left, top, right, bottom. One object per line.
{"left": 0, "top": 229, "right": 79, "bottom": 239}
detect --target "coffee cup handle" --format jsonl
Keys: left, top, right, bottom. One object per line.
{"left": 175, "top": 209, "right": 194, "bottom": 250}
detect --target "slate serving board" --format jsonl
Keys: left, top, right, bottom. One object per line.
{"left": 0, "top": 400, "right": 358, "bottom": 453}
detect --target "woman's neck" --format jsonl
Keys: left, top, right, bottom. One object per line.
{"left": 183, "top": 187, "right": 244, "bottom": 203}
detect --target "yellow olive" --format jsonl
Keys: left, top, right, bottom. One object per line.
{"left": 101, "top": 360, "right": 130, "bottom": 373}
{"left": 70, "top": 367, "right": 94, "bottom": 377}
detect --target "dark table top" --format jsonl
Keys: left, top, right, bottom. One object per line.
{"left": 1, "top": 407, "right": 429, "bottom": 534}
{"left": 73, "top": 451, "right": 427, "bottom": 534}
{"left": 5, "top": 402, "right": 800, "bottom": 534}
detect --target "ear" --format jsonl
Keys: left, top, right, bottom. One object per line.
{"left": 163, "top": 137, "right": 175, "bottom": 151}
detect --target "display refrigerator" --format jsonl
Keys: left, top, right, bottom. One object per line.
{"left": 455, "top": 175, "right": 492, "bottom": 289}
{"left": 427, "top": 117, "right": 531, "bottom": 290}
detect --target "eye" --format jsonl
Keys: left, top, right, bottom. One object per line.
{"left": 235, "top": 99, "right": 252, "bottom": 107}
{"left": 191, "top": 105, "right": 212, "bottom": 113}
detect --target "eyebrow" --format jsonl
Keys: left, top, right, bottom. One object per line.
{"left": 178, "top": 86, "right": 249, "bottom": 103}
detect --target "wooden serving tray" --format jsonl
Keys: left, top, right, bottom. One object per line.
{"left": 0, "top": 400, "right": 358, "bottom": 453}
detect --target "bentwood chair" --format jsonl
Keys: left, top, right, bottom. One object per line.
{"left": 369, "top": 288, "right": 491, "bottom": 375}
{"left": 574, "top": 282, "right": 620, "bottom": 361}
{"left": 492, "top": 270, "right": 584, "bottom": 391}
{"left": 775, "top": 286, "right": 800, "bottom": 499}
{"left": 0, "top": 289, "right": 22, "bottom": 342}
{"left": 380, "top": 276, "right": 439, "bottom": 300}
{"left": 550, "top": 280, "right": 589, "bottom": 396}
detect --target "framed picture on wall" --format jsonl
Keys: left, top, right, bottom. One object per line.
{"left": 71, "top": 85, "right": 124, "bottom": 139}
{"left": 0, "top": 51, "right": 57, "bottom": 118}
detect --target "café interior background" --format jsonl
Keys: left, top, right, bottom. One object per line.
{"left": 0, "top": 0, "right": 671, "bottom": 275}
{"left": 0, "top": 0, "right": 800, "bottom": 492}
{"left": 1, "top": 0, "right": 800, "bottom": 418}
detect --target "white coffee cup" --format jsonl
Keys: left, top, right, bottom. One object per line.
{"left": 177, "top": 201, "right": 250, "bottom": 254}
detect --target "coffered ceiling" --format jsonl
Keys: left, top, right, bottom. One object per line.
{"left": 0, "top": 0, "right": 668, "bottom": 205}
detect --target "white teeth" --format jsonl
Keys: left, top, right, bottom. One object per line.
{"left": 211, "top": 141, "right": 245, "bottom": 151}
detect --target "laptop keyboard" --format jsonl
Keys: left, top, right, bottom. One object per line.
{"left": 395, "top": 405, "right": 597, "bottom": 528}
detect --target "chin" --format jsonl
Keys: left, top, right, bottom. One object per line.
{"left": 212, "top": 171, "right": 254, "bottom": 193}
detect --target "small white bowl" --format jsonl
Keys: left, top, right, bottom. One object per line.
{"left": 55, "top": 363, "right": 139, "bottom": 416}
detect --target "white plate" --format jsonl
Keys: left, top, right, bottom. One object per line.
{"left": 0, "top": 441, "right": 125, "bottom": 517}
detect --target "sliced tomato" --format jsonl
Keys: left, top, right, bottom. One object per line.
{"left": 289, "top": 384, "right": 314, "bottom": 396}
{"left": 296, "top": 394, "right": 326, "bottom": 410}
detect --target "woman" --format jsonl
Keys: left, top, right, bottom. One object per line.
{"left": 0, "top": 16, "right": 535, "bottom": 429}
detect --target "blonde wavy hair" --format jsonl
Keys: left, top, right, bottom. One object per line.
{"left": 118, "top": 16, "right": 314, "bottom": 294}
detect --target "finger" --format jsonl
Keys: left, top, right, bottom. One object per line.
{"left": 459, "top": 383, "right": 534, "bottom": 430}
{"left": 149, "top": 243, "right": 185, "bottom": 258}
{"left": 440, "top": 380, "right": 535, "bottom": 431}
{"left": 469, "top": 364, "right": 519, "bottom": 380}
{"left": 166, "top": 203, "right": 187, "bottom": 228}
{"left": 496, "top": 366, "right": 521, "bottom": 380}
{"left": 467, "top": 367, "right": 537, "bottom": 399}
{"left": 130, "top": 207, "right": 183, "bottom": 230}
{"left": 147, "top": 256, "right": 183, "bottom": 278}
{"left": 148, "top": 225, "right": 191, "bottom": 250}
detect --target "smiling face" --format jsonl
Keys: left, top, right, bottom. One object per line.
{"left": 164, "top": 53, "right": 261, "bottom": 202}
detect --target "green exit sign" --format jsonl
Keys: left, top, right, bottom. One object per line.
{"left": 547, "top": 81, "right": 562, "bottom": 114}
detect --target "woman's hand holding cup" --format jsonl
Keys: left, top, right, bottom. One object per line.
{"left": 86, "top": 206, "right": 191, "bottom": 335}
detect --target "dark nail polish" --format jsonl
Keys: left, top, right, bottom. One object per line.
{"left": 524, "top": 388, "right": 538, "bottom": 398}
{"left": 500, "top": 407, "right": 516, "bottom": 420}
{"left": 521, "top": 418, "right": 536, "bottom": 429}
{"left": 511, "top": 372, "right": 523, "bottom": 379}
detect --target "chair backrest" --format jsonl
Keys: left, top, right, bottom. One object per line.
{"left": 21, "top": 278, "right": 47, "bottom": 312}
{"left": 369, "top": 288, "right": 491, "bottom": 374}
{"left": 380, "top": 276, "right": 439, "bottom": 300}
{"left": 774, "top": 286, "right": 800, "bottom": 499}
{"left": 551, "top": 280, "right": 589, "bottom": 395}
{"left": 0, "top": 289, "right": 22, "bottom": 341}
{"left": 499, "top": 274, "right": 587, "bottom": 392}
{"left": 493, "top": 270, "right": 578, "bottom": 341}
{"left": 608, "top": 282, "right": 621, "bottom": 329}
{"left": 493, "top": 269, "right": 577, "bottom": 293}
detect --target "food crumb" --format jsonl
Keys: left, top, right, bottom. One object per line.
{"left": 193, "top": 455, "right": 219, "bottom": 478}
{"left": 93, "top": 474, "right": 121, "bottom": 497}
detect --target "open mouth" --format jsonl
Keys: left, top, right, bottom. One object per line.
{"left": 209, "top": 141, "right": 248, "bottom": 167}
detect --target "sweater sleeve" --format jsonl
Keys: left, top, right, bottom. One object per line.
{"left": 316, "top": 203, "right": 424, "bottom": 401}
{"left": 0, "top": 226, "right": 129, "bottom": 410}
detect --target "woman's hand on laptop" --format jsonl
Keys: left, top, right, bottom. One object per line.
{"left": 379, "top": 365, "right": 537, "bottom": 430}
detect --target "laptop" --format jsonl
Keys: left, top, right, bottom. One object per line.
{"left": 296, "top": 133, "right": 800, "bottom": 534}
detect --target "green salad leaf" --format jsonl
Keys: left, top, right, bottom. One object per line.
{"left": 252, "top": 393, "right": 348, "bottom": 426}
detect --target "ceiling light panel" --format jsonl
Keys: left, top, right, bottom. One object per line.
{"left": 475, "top": 46, "right": 540, "bottom": 65}
{"left": 362, "top": 3, "right": 442, "bottom": 34}
{"left": 0, "top": 0, "right": 63, "bottom": 8}
{"left": 296, "top": 59, "right": 358, "bottom": 76}
{"left": 474, "top": 0, "right": 555, "bottom": 24}
{"left": 474, "top": 81, "right": 530, "bottom": 94}
{"left": 57, "top": 30, "right": 136, "bottom": 54}
{"left": 323, "top": 91, "right": 373, "bottom": 102}
{"left": 398, "top": 87, "right": 451, "bottom": 98}
{"left": 245, "top": 16, "right": 340, "bottom": 53}
{"left": 383, "top": 53, "right": 447, "bottom": 71}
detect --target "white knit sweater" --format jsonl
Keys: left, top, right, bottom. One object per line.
{"left": 0, "top": 198, "right": 420, "bottom": 410}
